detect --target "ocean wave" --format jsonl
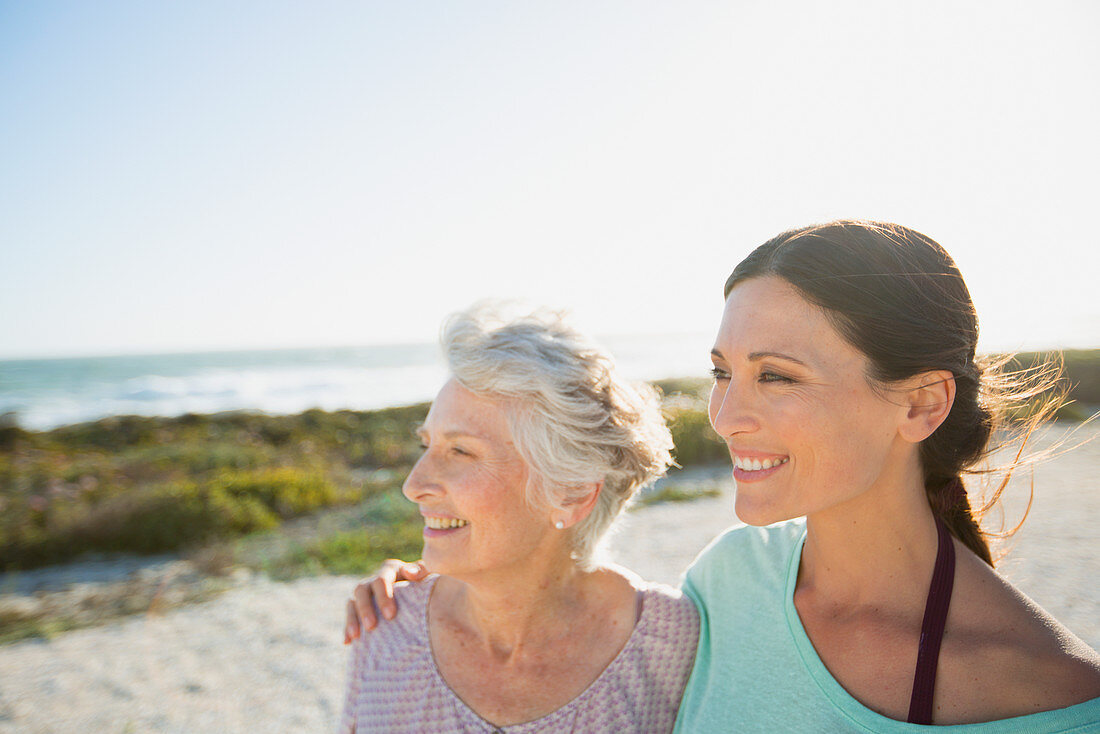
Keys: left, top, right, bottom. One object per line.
{"left": 5, "top": 363, "right": 449, "bottom": 431}
{"left": 0, "top": 334, "right": 715, "bottom": 431}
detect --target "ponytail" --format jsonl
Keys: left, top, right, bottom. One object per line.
{"left": 926, "top": 476, "right": 991, "bottom": 566}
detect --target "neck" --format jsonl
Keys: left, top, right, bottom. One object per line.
{"left": 434, "top": 552, "right": 593, "bottom": 657}
{"left": 797, "top": 457, "right": 940, "bottom": 610}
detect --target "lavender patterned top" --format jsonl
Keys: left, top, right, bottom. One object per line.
{"left": 339, "top": 575, "right": 699, "bottom": 733}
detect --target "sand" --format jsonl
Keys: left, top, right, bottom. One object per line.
{"left": 0, "top": 423, "right": 1097, "bottom": 733}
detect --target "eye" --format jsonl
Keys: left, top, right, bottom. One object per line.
{"left": 759, "top": 371, "right": 793, "bottom": 384}
{"left": 450, "top": 445, "right": 471, "bottom": 457}
{"left": 709, "top": 366, "right": 730, "bottom": 381}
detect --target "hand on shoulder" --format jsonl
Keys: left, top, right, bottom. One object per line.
{"left": 343, "top": 559, "right": 429, "bottom": 644}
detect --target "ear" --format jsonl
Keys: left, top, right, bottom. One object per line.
{"left": 560, "top": 481, "right": 603, "bottom": 528}
{"left": 897, "top": 370, "right": 956, "bottom": 443}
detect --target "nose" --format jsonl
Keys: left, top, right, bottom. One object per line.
{"left": 708, "top": 377, "right": 759, "bottom": 438}
{"left": 401, "top": 453, "right": 443, "bottom": 503}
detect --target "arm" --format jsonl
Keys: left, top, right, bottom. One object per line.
{"left": 343, "top": 559, "right": 429, "bottom": 643}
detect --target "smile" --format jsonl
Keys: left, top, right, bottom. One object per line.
{"left": 424, "top": 516, "right": 469, "bottom": 530}
{"left": 732, "top": 455, "right": 789, "bottom": 472}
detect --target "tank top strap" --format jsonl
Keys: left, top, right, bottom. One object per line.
{"left": 907, "top": 516, "right": 956, "bottom": 725}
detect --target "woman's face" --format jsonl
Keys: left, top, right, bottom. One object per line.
{"left": 402, "top": 378, "right": 550, "bottom": 578}
{"left": 708, "top": 276, "right": 910, "bottom": 526}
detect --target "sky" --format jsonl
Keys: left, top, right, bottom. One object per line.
{"left": 2, "top": 1, "right": 1098, "bottom": 360}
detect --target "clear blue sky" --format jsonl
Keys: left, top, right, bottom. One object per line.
{"left": 2, "top": 1, "right": 1098, "bottom": 359}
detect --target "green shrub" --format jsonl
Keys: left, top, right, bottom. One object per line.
{"left": 120, "top": 443, "right": 270, "bottom": 474}
{"left": 0, "top": 478, "right": 289, "bottom": 568}
{"left": 66, "top": 481, "right": 280, "bottom": 556}
{"left": 48, "top": 414, "right": 163, "bottom": 451}
{"left": 264, "top": 522, "right": 424, "bottom": 579}
{"left": 211, "top": 468, "right": 346, "bottom": 518}
{"left": 666, "top": 407, "right": 728, "bottom": 466}
{"left": 634, "top": 483, "right": 722, "bottom": 508}
{"left": 0, "top": 413, "right": 27, "bottom": 451}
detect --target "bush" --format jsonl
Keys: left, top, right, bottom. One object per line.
{"left": 120, "top": 443, "right": 270, "bottom": 474}
{"left": 264, "top": 522, "right": 424, "bottom": 579}
{"left": 666, "top": 407, "right": 728, "bottom": 466}
{"left": 211, "top": 468, "right": 346, "bottom": 518}
{"left": 48, "top": 415, "right": 163, "bottom": 452}
{"left": 0, "top": 412, "right": 27, "bottom": 451}
{"left": 3, "top": 481, "right": 281, "bottom": 564}
{"left": 0, "top": 468, "right": 354, "bottom": 568}
{"left": 634, "top": 483, "right": 722, "bottom": 508}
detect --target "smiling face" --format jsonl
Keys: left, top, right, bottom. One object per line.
{"left": 402, "top": 378, "right": 554, "bottom": 579}
{"left": 708, "top": 276, "right": 913, "bottom": 526}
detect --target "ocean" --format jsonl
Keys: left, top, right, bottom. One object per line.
{"left": 0, "top": 333, "right": 714, "bottom": 431}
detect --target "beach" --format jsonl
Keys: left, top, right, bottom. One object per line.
{"left": 0, "top": 423, "right": 1097, "bottom": 733}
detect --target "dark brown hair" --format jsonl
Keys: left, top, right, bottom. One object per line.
{"left": 725, "top": 220, "right": 1063, "bottom": 565}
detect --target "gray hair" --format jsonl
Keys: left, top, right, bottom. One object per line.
{"left": 441, "top": 304, "right": 674, "bottom": 566}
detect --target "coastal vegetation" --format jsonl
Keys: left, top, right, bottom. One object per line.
{"left": 0, "top": 351, "right": 1095, "bottom": 577}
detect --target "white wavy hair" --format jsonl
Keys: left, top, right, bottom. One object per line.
{"left": 442, "top": 303, "right": 674, "bottom": 566}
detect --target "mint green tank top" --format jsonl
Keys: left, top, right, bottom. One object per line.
{"left": 673, "top": 520, "right": 1100, "bottom": 732}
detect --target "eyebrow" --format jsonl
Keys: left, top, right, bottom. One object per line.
{"left": 711, "top": 348, "right": 809, "bottom": 367}
{"left": 414, "top": 425, "right": 490, "bottom": 442}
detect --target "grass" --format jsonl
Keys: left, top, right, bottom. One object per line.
{"left": 0, "top": 609, "right": 81, "bottom": 646}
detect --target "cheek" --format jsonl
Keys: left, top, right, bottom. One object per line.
{"left": 468, "top": 467, "right": 530, "bottom": 520}
{"left": 809, "top": 406, "right": 894, "bottom": 482}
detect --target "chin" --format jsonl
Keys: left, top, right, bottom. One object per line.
{"left": 734, "top": 493, "right": 794, "bottom": 528}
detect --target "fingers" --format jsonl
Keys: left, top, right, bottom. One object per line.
{"left": 352, "top": 580, "right": 380, "bottom": 631}
{"left": 344, "top": 599, "right": 361, "bottom": 644}
{"left": 371, "top": 559, "right": 405, "bottom": 623}
{"left": 342, "top": 558, "right": 427, "bottom": 644}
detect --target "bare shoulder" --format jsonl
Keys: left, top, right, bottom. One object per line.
{"left": 590, "top": 564, "right": 700, "bottom": 633}
{"left": 939, "top": 544, "right": 1100, "bottom": 721}
{"left": 585, "top": 563, "right": 653, "bottom": 613}
{"left": 591, "top": 563, "right": 692, "bottom": 606}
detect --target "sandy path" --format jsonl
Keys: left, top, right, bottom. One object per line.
{"left": 1, "top": 424, "right": 1096, "bottom": 733}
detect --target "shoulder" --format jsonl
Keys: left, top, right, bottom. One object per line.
{"left": 618, "top": 584, "right": 702, "bottom": 696}
{"left": 940, "top": 545, "right": 1100, "bottom": 721}
{"left": 351, "top": 576, "right": 435, "bottom": 657}
{"left": 638, "top": 582, "right": 701, "bottom": 635}
{"left": 392, "top": 575, "right": 435, "bottom": 609}
{"left": 585, "top": 566, "right": 699, "bottom": 650}
{"left": 683, "top": 518, "right": 805, "bottom": 590}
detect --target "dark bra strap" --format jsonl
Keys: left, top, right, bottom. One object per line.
{"left": 907, "top": 516, "right": 956, "bottom": 725}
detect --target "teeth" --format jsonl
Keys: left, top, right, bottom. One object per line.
{"left": 734, "top": 456, "right": 788, "bottom": 472}
{"left": 424, "top": 516, "right": 469, "bottom": 530}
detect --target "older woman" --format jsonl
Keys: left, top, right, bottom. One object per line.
{"left": 347, "top": 221, "right": 1100, "bottom": 731}
{"left": 338, "top": 305, "right": 699, "bottom": 733}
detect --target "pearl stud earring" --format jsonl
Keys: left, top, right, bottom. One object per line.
{"left": 554, "top": 520, "right": 565, "bottom": 530}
